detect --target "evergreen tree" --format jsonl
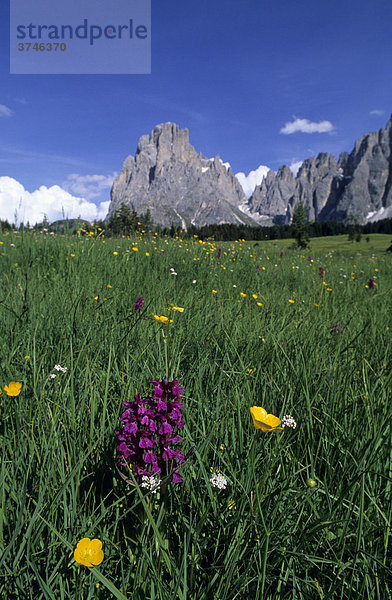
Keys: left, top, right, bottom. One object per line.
{"left": 139, "top": 209, "right": 154, "bottom": 231}
{"left": 292, "top": 202, "right": 309, "bottom": 248}
{"left": 107, "top": 203, "right": 138, "bottom": 236}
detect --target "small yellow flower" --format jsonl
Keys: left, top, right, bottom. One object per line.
{"left": 257, "top": 302, "right": 263, "bottom": 306}
{"left": 288, "top": 299, "right": 295, "bottom": 304}
{"left": 4, "top": 382, "right": 22, "bottom": 396}
{"left": 154, "top": 315, "right": 172, "bottom": 324}
{"left": 146, "top": 252, "right": 150, "bottom": 256}
{"left": 375, "top": 268, "right": 379, "bottom": 272}
{"left": 326, "top": 288, "right": 332, "bottom": 292}
{"left": 252, "top": 294, "right": 258, "bottom": 299}
{"left": 240, "top": 292, "right": 246, "bottom": 298}
{"left": 314, "top": 303, "right": 319, "bottom": 307}
{"left": 132, "top": 247, "right": 138, "bottom": 252}
{"left": 171, "top": 306, "right": 184, "bottom": 312}
{"left": 250, "top": 406, "right": 282, "bottom": 432}
{"left": 113, "top": 251, "right": 118, "bottom": 256}
{"left": 107, "top": 284, "right": 112, "bottom": 288}
{"left": 94, "top": 296, "right": 99, "bottom": 301}
{"left": 212, "top": 289, "right": 218, "bottom": 294}
{"left": 220, "top": 443, "right": 226, "bottom": 450}
{"left": 74, "top": 538, "right": 104, "bottom": 567}
{"left": 70, "top": 253, "right": 75, "bottom": 257}
{"left": 228, "top": 501, "right": 237, "bottom": 516}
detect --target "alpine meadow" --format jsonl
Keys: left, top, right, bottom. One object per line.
{"left": 1, "top": 228, "right": 391, "bottom": 600}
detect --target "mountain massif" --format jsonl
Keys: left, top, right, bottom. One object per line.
{"left": 109, "top": 122, "right": 254, "bottom": 228}
{"left": 108, "top": 116, "right": 392, "bottom": 228}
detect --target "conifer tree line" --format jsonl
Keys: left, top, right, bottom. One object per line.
{"left": 1, "top": 200, "right": 392, "bottom": 242}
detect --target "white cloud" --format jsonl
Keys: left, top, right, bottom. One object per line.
{"left": 235, "top": 165, "right": 271, "bottom": 198}
{"left": 0, "top": 176, "right": 110, "bottom": 225}
{"left": 370, "top": 109, "right": 385, "bottom": 116}
{"left": 289, "top": 161, "right": 303, "bottom": 176}
{"left": 62, "top": 172, "right": 117, "bottom": 201}
{"left": 280, "top": 118, "right": 335, "bottom": 135}
{"left": 0, "top": 104, "right": 13, "bottom": 117}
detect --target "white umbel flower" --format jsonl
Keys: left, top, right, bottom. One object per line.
{"left": 141, "top": 475, "right": 161, "bottom": 493}
{"left": 281, "top": 414, "right": 297, "bottom": 429}
{"left": 210, "top": 472, "right": 228, "bottom": 490}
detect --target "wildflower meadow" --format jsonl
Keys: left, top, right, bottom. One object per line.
{"left": 0, "top": 228, "right": 391, "bottom": 599}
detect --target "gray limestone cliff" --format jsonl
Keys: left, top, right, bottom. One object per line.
{"left": 108, "top": 122, "right": 254, "bottom": 228}
{"left": 109, "top": 117, "right": 392, "bottom": 227}
{"left": 249, "top": 165, "right": 295, "bottom": 225}
{"left": 248, "top": 115, "right": 392, "bottom": 225}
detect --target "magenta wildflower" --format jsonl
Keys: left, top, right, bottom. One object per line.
{"left": 217, "top": 247, "right": 222, "bottom": 259}
{"left": 117, "top": 378, "right": 185, "bottom": 484}
{"left": 366, "top": 277, "right": 376, "bottom": 289}
{"left": 330, "top": 323, "right": 343, "bottom": 336}
{"left": 134, "top": 296, "right": 144, "bottom": 313}
{"left": 319, "top": 266, "right": 325, "bottom": 279}
{"left": 256, "top": 265, "right": 261, "bottom": 272}
{"left": 280, "top": 251, "right": 284, "bottom": 258}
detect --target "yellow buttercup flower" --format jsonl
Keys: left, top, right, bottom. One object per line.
{"left": 288, "top": 299, "right": 295, "bottom": 304}
{"left": 171, "top": 306, "right": 184, "bottom": 312}
{"left": 212, "top": 289, "right": 218, "bottom": 294}
{"left": 4, "top": 382, "right": 22, "bottom": 396}
{"left": 74, "top": 538, "right": 104, "bottom": 567}
{"left": 250, "top": 406, "right": 282, "bottom": 432}
{"left": 240, "top": 292, "right": 246, "bottom": 298}
{"left": 113, "top": 251, "right": 118, "bottom": 256}
{"left": 252, "top": 294, "right": 258, "bottom": 299}
{"left": 154, "top": 315, "right": 172, "bottom": 324}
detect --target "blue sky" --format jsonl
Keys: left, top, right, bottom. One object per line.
{"left": 1, "top": 0, "right": 391, "bottom": 223}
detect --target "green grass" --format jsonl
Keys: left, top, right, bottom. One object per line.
{"left": 0, "top": 229, "right": 391, "bottom": 599}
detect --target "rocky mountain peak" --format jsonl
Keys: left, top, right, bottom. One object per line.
{"left": 247, "top": 115, "right": 392, "bottom": 225}
{"left": 108, "top": 122, "right": 252, "bottom": 228}
{"left": 108, "top": 116, "right": 392, "bottom": 228}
